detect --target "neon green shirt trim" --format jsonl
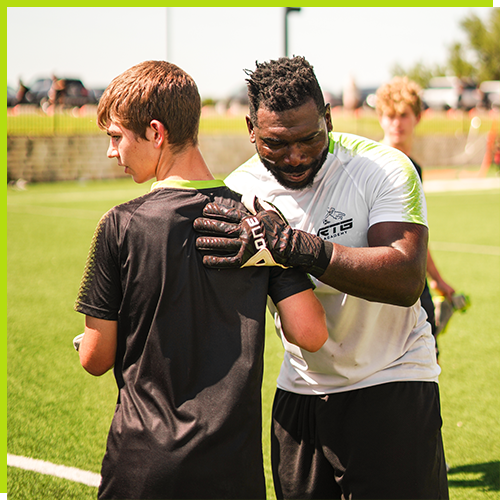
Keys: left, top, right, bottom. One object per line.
{"left": 151, "top": 179, "right": 226, "bottom": 191}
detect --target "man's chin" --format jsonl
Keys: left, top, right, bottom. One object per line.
{"left": 275, "top": 173, "right": 315, "bottom": 190}
{"left": 261, "top": 160, "right": 318, "bottom": 190}
{"left": 269, "top": 163, "right": 324, "bottom": 190}
{"left": 259, "top": 144, "right": 329, "bottom": 191}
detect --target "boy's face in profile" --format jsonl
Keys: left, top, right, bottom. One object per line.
{"left": 379, "top": 105, "right": 421, "bottom": 151}
{"left": 106, "top": 121, "right": 159, "bottom": 184}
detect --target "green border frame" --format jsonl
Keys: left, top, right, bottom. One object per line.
{"left": 4, "top": 4, "right": 495, "bottom": 497}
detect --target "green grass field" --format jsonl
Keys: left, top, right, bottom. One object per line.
{"left": 6, "top": 178, "right": 500, "bottom": 499}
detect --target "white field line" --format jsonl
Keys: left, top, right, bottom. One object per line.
{"left": 423, "top": 177, "right": 500, "bottom": 193}
{"left": 430, "top": 241, "right": 500, "bottom": 256}
{"left": 7, "top": 454, "right": 101, "bottom": 488}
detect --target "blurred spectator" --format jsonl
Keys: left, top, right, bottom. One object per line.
{"left": 48, "top": 74, "right": 67, "bottom": 111}
{"left": 376, "top": 76, "right": 456, "bottom": 359}
{"left": 342, "top": 76, "right": 360, "bottom": 111}
{"left": 494, "top": 134, "right": 500, "bottom": 168}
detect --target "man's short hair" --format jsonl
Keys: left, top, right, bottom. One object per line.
{"left": 245, "top": 56, "right": 325, "bottom": 124}
{"left": 97, "top": 60, "right": 201, "bottom": 152}
{"left": 376, "top": 76, "right": 422, "bottom": 117}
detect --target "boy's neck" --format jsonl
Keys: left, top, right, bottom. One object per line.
{"left": 383, "top": 136, "right": 413, "bottom": 158}
{"left": 156, "top": 145, "right": 214, "bottom": 182}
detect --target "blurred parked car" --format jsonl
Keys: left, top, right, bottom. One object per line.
{"left": 24, "top": 78, "right": 54, "bottom": 105}
{"left": 7, "top": 86, "right": 17, "bottom": 107}
{"left": 89, "top": 87, "right": 106, "bottom": 103}
{"left": 24, "top": 77, "right": 96, "bottom": 107}
{"left": 422, "top": 76, "right": 479, "bottom": 111}
{"left": 358, "top": 87, "right": 379, "bottom": 109}
{"left": 479, "top": 80, "right": 500, "bottom": 109}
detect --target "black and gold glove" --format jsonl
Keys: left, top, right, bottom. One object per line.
{"left": 193, "top": 196, "right": 332, "bottom": 278}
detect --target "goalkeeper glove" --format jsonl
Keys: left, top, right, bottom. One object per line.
{"left": 73, "top": 332, "right": 84, "bottom": 352}
{"left": 193, "top": 195, "right": 332, "bottom": 278}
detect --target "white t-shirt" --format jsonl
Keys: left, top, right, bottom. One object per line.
{"left": 225, "top": 132, "right": 440, "bottom": 395}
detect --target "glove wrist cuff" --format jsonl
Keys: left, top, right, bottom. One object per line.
{"left": 307, "top": 240, "right": 333, "bottom": 278}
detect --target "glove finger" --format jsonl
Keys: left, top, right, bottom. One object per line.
{"left": 203, "top": 203, "right": 248, "bottom": 222}
{"left": 254, "top": 197, "right": 289, "bottom": 224}
{"left": 242, "top": 193, "right": 257, "bottom": 214}
{"left": 202, "top": 254, "right": 243, "bottom": 269}
{"left": 196, "top": 236, "right": 242, "bottom": 252}
{"left": 253, "top": 197, "right": 266, "bottom": 213}
{"left": 193, "top": 217, "right": 241, "bottom": 236}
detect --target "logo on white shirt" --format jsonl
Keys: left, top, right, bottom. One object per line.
{"left": 322, "top": 207, "right": 346, "bottom": 225}
{"left": 318, "top": 207, "right": 353, "bottom": 240}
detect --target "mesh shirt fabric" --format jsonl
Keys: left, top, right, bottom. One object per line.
{"left": 226, "top": 133, "right": 440, "bottom": 395}
{"left": 75, "top": 184, "right": 313, "bottom": 499}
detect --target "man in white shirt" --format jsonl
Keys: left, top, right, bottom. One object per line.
{"left": 194, "top": 56, "right": 449, "bottom": 499}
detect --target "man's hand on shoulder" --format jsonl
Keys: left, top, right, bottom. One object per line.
{"left": 193, "top": 195, "right": 332, "bottom": 278}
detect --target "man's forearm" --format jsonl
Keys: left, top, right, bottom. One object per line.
{"left": 317, "top": 243, "right": 426, "bottom": 307}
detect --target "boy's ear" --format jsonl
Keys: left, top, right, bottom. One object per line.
{"left": 148, "top": 120, "right": 167, "bottom": 148}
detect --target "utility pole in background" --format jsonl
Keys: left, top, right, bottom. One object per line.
{"left": 166, "top": 7, "right": 171, "bottom": 62}
{"left": 284, "top": 7, "right": 301, "bottom": 57}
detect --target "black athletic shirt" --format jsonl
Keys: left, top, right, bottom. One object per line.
{"left": 408, "top": 158, "right": 437, "bottom": 337}
{"left": 75, "top": 180, "right": 313, "bottom": 499}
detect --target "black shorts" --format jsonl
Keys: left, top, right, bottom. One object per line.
{"left": 271, "top": 382, "right": 449, "bottom": 500}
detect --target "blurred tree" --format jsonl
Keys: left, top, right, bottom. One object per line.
{"left": 458, "top": 8, "right": 500, "bottom": 81}
{"left": 392, "top": 8, "right": 499, "bottom": 85}
{"left": 447, "top": 42, "right": 476, "bottom": 79}
{"left": 391, "top": 61, "right": 443, "bottom": 88}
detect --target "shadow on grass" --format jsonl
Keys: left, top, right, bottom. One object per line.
{"left": 447, "top": 461, "right": 499, "bottom": 491}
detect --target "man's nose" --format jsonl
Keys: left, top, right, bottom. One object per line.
{"left": 283, "top": 143, "right": 305, "bottom": 167}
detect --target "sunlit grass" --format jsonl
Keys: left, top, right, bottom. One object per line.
{"left": 7, "top": 180, "right": 500, "bottom": 499}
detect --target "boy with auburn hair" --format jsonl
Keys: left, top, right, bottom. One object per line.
{"left": 376, "top": 75, "right": 422, "bottom": 123}
{"left": 376, "top": 76, "right": 456, "bottom": 348}
{"left": 75, "top": 60, "right": 327, "bottom": 499}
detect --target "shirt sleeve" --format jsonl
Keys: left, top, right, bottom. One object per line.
{"left": 74, "top": 209, "right": 122, "bottom": 320}
{"left": 367, "top": 147, "right": 428, "bottom": 228}
{"left": 267, "top": 267, "right": 314, "bottom": 305}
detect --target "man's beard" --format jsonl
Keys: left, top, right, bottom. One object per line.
{"left": 258, "top": 144, "right": 329, "bottom": 191}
